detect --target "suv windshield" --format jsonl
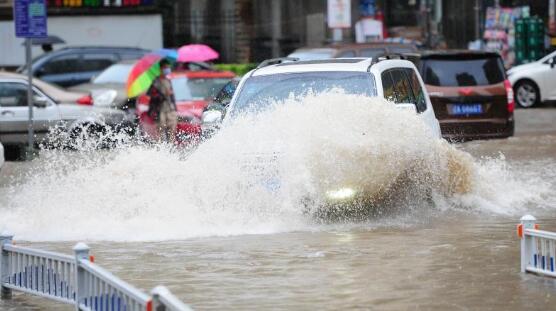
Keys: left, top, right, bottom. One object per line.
{"left": 171, "top": 77, "right": 232, "bottom": 101}
{"left": 422, "top": 56, "right": 505, "bottom": 87}
{"left": 231, "top": 71, "right": 376, "bottom": 117}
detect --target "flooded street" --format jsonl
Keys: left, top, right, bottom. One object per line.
{"left": 1, "top": 108, "right": 556, "bottom": 310}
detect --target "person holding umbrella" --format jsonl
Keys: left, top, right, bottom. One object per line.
{"left": 146, "top": 59, "right": 177, "bottom": 142}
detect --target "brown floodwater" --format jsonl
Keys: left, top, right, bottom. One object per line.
{"left": 1, "top": 109, "right": 556, "bottom": 310}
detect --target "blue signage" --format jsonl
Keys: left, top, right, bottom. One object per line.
{"left": 14, "top": 0, "right": 47, "bottom": 38}
{"left": 359, "top": 0, "right": 376, "bottom": 17}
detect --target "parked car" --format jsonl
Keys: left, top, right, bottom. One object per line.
{"left": 287, "top": 42, "right": 418, "bottom": 61}
{"left": 69, "top": 60, "right": 136, "bottom": 114}
{"left": 16, "top": 46, "right": 148, "bottom": 87}
{"left": 136, "top": 70, "right": 236, "bottom": 143}
{"left": 507, "top": 50, "right": 556, "bottom": 108}
{"left": 0, "top": 72, "right": 129, "bottom": 148}
{"left": 202, "top": 57, "right": 440, "bottom": 217}
{"left": 406, "top": 50, "right": 514, "bottom": 141}
{"left": 69, "top": 61, "right": 217, "bottom": 115}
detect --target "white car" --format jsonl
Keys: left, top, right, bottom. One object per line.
{"left": 0, "top": 72, "right": 129, "bottom": 148}
{"left": 507, "top": 51, "right": 556, "bottom": 108}
{"left": 201, "top": 57, "right": 442, "bottom": 216}
{"left": 203, "top": 57, "right": 441, "bottom": 137}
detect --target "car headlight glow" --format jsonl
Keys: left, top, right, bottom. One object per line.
{"left": 326, "top": 187, "right": 356, "bottom": 200}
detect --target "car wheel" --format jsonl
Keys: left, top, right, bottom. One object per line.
{"left": 515, "top": 80, "right": 539, "bottom": 108}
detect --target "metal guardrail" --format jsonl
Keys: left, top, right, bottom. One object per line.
{"left": 0, "top": 232, "right": 192, "bottom": 311}
{"left": 519, "top": 215, "right": 556, "bottom": 277}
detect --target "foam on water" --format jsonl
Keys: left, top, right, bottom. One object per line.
{"left": 0, "top": 91, "right": 553, "bottom": 241}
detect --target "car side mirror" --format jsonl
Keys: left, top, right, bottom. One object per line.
{"left": 33, "top": 96, "right": 48, "bottom": 108}
{"left": 201, "top": 110, "right": 223, "bottom": 137}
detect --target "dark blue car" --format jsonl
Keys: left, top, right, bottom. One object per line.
{"left": 17, "top": 46, "right": 148, "bottom": 88}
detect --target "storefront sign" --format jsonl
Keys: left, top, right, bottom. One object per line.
{"left": 359, "top": 0, "right": 375, "bottom": 17}
{"left": 328, "top": 0, "right": 351, "bottom": 29}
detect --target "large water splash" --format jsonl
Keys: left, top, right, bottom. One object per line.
{"left": 0, "top": 91, "right": 552, "bottom": 241}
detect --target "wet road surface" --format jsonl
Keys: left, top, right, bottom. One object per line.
{"left": 1, "top": 108, "right": 556, "bottom": 310}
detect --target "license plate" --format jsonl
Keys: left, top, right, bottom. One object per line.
{"left": 449, "top": 104, "right": 483, "bottom": 115}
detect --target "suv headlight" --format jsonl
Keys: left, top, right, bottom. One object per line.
{"left": 326, "top": 187, "right": 356, "bottom": 200}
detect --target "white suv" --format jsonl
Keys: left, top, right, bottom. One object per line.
{"left": 203, "top": 57, "right": 441, "bottom": 137}
{"left": 507, "top": 51, "right": 556, "bottom": 108}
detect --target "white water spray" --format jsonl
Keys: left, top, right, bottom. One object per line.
{"left": 0, "top": 91, "right": 552, "bottom": 241}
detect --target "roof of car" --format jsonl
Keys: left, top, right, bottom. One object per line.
{"left": 251, "top": 58, "right": 375, "bottom": 76}
{"left": 56, "top": 46, "right": 149, "bottom": 51}
{"left": 168, "top": 70, "right": 236, "bottom": 79}
{"left": 409, "top": 49, "right": 501, "bottom": 59}
{"left": 296, "top": 42, "right": 417, "bottom": 51}
{"left": 0, "top": 71, "right": 85, "bottom": 101}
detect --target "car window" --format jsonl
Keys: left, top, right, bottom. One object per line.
{"left": 360, "top": 48, "right": 386, "bottom": 58}
{"left": 403, "top": 68, "right": 427, "bottom": 113}
{"left": 231, "top": 71, "right": 376, "bottom": 117}
{"left": 382, "top": 71, "right": 397, "bottom": 102}
{"left": 171, "top": 77, "right": 232, "bottom": 101}
{"left": 337, "top": 50, "right": 356, "bottom": 58}
{"left": 80, "top": 53, "right": 118, "bottom": 72}
{"left": 422, "top": 56, "right": 505, "bottom": 86}
{"left": 40, "top": 54, "right": 82, "bottom": 75}
{"left": 0, "top": 82, "right": 38, "bottom": 107}
{"left": 214, "top": 80, "right": 238, "bottom": 105}
{"left": 391, "top": 69, "right": 414, "bottom": 103}
{"left": 381, "top": 69, "right": 415, "bottom": 105}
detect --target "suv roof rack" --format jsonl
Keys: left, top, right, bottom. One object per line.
{"left": 256, "top": 57, "right": 299, "bottom": 69}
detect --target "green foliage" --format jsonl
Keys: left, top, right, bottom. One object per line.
{"left": 214, "top": 63, "right": 257, "bottom": 76}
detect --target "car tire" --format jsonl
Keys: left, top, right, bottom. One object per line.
{"left": 514, "top": 80, "right": 539, "bottom": 108}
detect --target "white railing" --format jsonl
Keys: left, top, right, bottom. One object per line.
{"left": 0, "top": 233, "right": 192, "bottom": 311}
{"left": 151, "top": 286, "right": 193, "bottom": 311}
{"left": 1, "top": 243, "right": 76, "bottom": 304}
{"left": 519, "top": 215, "right": 556, "bottom": 277}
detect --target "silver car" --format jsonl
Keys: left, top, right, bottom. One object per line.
{"left": 0, "top": 72, "right": 128, "bottom": 147}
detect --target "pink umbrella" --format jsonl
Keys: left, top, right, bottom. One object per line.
{"left": 177, "top": 44, "right": 219, "bottom": 62}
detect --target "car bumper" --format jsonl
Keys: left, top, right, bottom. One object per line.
{"left": 440, "top": 118, "right": 515, "bottom": 141}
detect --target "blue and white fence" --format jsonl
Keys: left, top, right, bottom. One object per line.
{"left": 519, "top": 215, "right": 556, "bottom": 277}
{"left": 0, "top": 232, "right": 192, "bottom": 311}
